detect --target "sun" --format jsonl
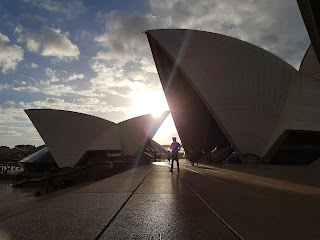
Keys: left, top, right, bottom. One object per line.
{"left": 129, "top": 88, "right": 180, "bottom": 144}
{"left": 152, "top": 109, "right": 165, "bottom": 117}
{"left": 130, "top": 89, "right": 169, "bottom": 118}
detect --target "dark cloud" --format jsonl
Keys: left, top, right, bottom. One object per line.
{"left": 262, "top": 34, "right": 278, "bottom": 43}
{"left": 149, "top": 0, "right": 310, "bottom": 68}
{"left": 95, "top": 10, "right": 160, "bottom": 61}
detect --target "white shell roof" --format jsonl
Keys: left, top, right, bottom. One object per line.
{"left": 26, "top": 109, "right": 169, "bottom": 168}
{"left": 147, "top": 29, "right": 320, "bottom": 159}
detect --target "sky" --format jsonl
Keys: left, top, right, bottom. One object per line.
{"left": 0, "top": 0, "right": 311, "bottom": 148}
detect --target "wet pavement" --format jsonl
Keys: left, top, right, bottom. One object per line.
{"left": 0, "top": 161, "right": 320, "bottom": 239}
{"left": 0, "top": 181, "right": 37, "bottom": 222}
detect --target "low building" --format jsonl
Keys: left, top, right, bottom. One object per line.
{"left": 19, "top": 147, "right": 57, "bottom": 172}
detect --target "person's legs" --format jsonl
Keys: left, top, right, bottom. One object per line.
{"left": 170, "top": 159, "right": 174, "bottom": 171}
{"left": 177, "top": 160, "right": 180, "bottom": 172}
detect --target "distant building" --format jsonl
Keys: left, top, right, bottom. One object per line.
{"left": 13, "top": 145, "right": 36, "bottom": 153}
{"left": 147, "top": 29, "right": 320, "bottom": 164}
{"left": 19, "top": 147, "right": 57, "bottom": 172}
{"left": 0, "top": 146, "right": 10, "bottom": 154}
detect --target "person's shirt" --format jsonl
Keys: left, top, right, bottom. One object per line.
{"left": 170, "top": 142, "right": 181, "bottom": 154}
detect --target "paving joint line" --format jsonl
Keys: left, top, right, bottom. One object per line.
{"left": 182, "top": 165, "right": 224, "bottom": 183}
{"left": 173, "top": 170, "right": 244, "bottom": 240}
{"left": 165, "top": 162, "right": 244, "bottom": 239}
{"left": 94, "top": 167, "right": 153, "bottom": 240}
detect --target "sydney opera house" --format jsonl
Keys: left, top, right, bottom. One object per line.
{"left": 22, "top": 109, "right": 169, "bottom": 169}
{"left": 22, "top": 0, "right": 320, "bottom": 167}
{"left": 147, "top": 28, "right": 320, "bottom": 164}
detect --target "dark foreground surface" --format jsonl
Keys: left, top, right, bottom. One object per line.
{"left": 0, "top": 160, "right": 320, "bottom": 240}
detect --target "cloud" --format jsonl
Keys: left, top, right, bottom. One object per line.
{"left": 128, "top": 70, "right": 147, "bottom": 81}
{"left": 90, "top": 10, "right": 162, "bottom": 97}
{"left": 41, "top": 84, "right": 75, "bottom": 96}
{"left": 11, "top": 83, "right": 74, "bottom": 97}
{"left": 89, "top": 60, "right": 153, "bottom": 97}
{"left": 45, "top": 98, "right": 65, "bottom": 104}
{"left": 75, "top": 30, "right": 92, "bottom": 40}
{"left": 31, "top": 63, "right": 38, "bottom": 68}
{"left": 139, "top": 56, "right": 158, "bottom": 73}
{"left": 74, "top": 98, "right": 100, "bottom": 105}
{"left": 26, "top": 137, "right": 43, "bottom": 142}
{"left": 149, "top": 0, "right": 309, "bottom": 68}
{"left": 3, "top": 101, "right": 16, "bottom": 108}
{"left": 8, "top": 78, "right": 102, "bottom": 98}
{"left": 0, "top": 130, "right": 21, "bottom": 136}
{"left": 18, "top": 99, "right": 130, "bottom": 120}
{"left": 0, "top": 33, "right": 24, "bottom": 74}
{"left": 23, "top": 0, "right": 87, "bottom": 20}
{"left": 66, "top": 73, "right": 85, "bottom": 81}
{"left": 44, "top": 68, "right": 59, "bottom": 83}
{"left": 0, "top": 107, "right": 29, "bottom": 124}
{"left": 14, "top": 25, "right": 23, "bottom": 34}
{"left": 14, "top": 24, "right": 25, "bottom": 43}
{"left": 26, "top": 128, "right": 39, "bottom": 134}
{"left": 26, "top": 26, "right": 80, "bottom": 61}
{"left": 25, "top": 62, "right": 39, "bottom": 68}
{"left": 94, "top": 11, "right": 159, "bottom": 64}
{"left": 11, "top": 86, "right": 40, "bottom": 93}
{"left": 27, "top": 39, "right": 40, "bottom": 52}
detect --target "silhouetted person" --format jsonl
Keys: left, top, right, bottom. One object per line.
{"left": 169, "top": 137, "right": 181, "bottom": 172}
{"left": 192, "top": 149, "right": 202, "bottom": 166}
{"left": 189, "top": 149, "right": 195, "bottom": 166}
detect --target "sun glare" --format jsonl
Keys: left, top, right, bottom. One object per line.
{"left": 152, "top": 109, "right": 164, "bottom": 117}
{"left": 153, "top": 114, "right": 181, "bottom": 144}
{"left": 130, "top": 89, "right": 169, "bottom": 118}
{"left": 130, "top": 88, "right": 181, "bottom": 145}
